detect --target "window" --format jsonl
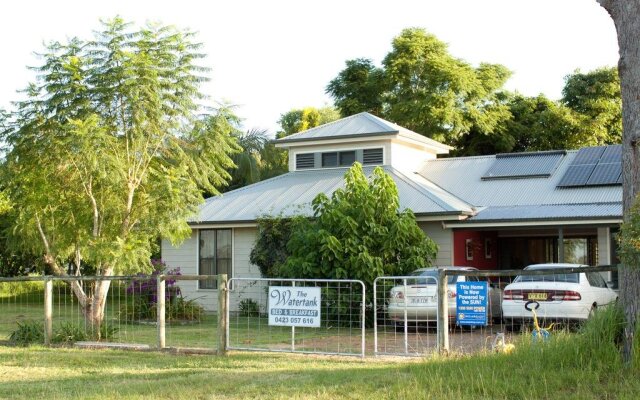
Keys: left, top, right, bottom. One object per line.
{"left": 322, "top": 152, "right": 338, "bottom": 167}
{"left": 199, "top": 229, "right": 232, "bottom": 289}
{"left": 339, "top": 151, "right": 356, "bottom": 166}
{"left": 484, "top": 238, "right": 492, "bottom": 259}
{"left": 465, "top": 239, "right": 473, "bottom": 261}
{"left": 586, "top": 272, "right": 607, "bottom": 288}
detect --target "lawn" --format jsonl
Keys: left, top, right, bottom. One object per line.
{"left": 0, "top": 331, "right": 638, "bottom": 400}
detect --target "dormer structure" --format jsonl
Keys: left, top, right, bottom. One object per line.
{"left": 275, "top": 112, "right": 452, "bottom": 173}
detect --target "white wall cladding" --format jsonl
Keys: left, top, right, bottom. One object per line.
{"left": 161, "top": 228, "right": 260, "bottom": 311}
{"left": 420, "top": 221, "right": 453, "bottom": 266}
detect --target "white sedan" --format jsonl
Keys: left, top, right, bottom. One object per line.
{"left": 502, "top": 263, "right": 617, "bottom": 326}
{"left": 386, "top": 267, "right": 502, "bottom": 325}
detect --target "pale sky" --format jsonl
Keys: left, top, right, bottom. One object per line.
{"left": 0, "top": 0, "right": 619, "bottom": 135}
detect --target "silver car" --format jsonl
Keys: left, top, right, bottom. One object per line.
{"left": 386, "top": 267, "right": 502, "bottom": 325}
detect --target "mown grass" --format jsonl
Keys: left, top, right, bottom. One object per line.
{"left": 0, "top": 307, "right": 639, "bottom": 400}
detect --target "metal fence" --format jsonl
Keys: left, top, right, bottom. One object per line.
{"left": 227, "top": 278, "right": 366, "bottom": 358}
{"left": 0, "top": 274, "right": 226, "bottom": 353}
{"left": 374, "top": 275, "right": 440, "bottom": 356}
{"left": 438, "top": 265, "right": 619, "bottom": 354}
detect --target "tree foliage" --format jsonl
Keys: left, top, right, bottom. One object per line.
{"left": 277, "top": 106, "right": 340, "bottom": 138}
{"left": 327, "top": 28, "right": 622, "bottom": 155}
{"left": 249, "top": 217, "right": 295, "bottom": 278}
{"left": 282, "top": 163, "right": 437, "bottom": 283}
{"left": 0, "top": 18, "right": 239, "bottom": 330}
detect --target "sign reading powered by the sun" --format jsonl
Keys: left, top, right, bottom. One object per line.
{"left": 268, "top": 286, "right": 321, "bottom": 327}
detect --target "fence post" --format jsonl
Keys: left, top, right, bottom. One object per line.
{"left": 44, "top": 276, "right": 53, "bottom": 346}
{"left": 437, "top": 268, "right": 449, "bottom": 354}
{"left": 157, "top": 275, "right": 166, "bottom": 350}
{"left": 217, "top": 274, "right": 228, "bottom": 356}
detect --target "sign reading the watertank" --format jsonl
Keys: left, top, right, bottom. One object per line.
{"left": 268, "top": 286, "right": 321, "bottom": 327}
{"left": 456, "top": 281, "right": 488, "bottom": 326}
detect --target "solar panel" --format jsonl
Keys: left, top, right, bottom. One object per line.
{"left": 556, "top": 145, "right": 622, "bottom": 188}
{"left": 482, "top": 151, "right": 564, "bottom": 180}
{"left": 599, "top": 145, "right": 621, "bottom": 163}
{"left": 586, "top": 162, "right": 622, "bottom": 186}
{"left": 572, "top": 146, "right": 606, "bottom": 165}
{"left": 557, "top": 164, "right": 597, "bottom": 187}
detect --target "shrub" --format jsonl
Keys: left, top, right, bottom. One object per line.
{"left": 9, "top": 320, "right": 44, "bottom": 346}
{"left": 122, "top": 259, "right": 203, "bottom": 322}
{"left": 53, "top": 323, "right": 88, "bottom": 344}
{"left": 239, "top": 298, "right": 261, "bottom": 317}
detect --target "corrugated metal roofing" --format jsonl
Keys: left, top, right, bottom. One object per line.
{"left": 193, "top": 166, "right": 473, "bottom": 224}
{"left": 419, "top": 150, "right": 621, "bottom": 208}
{"left": 466, "top": 203, "right": 622, "bottom": 222}
{"left": 481, "top": 151, "right": 565, "bottom": 180}
{"left": 276, "top": 112, "right": 451, "bottom": 151}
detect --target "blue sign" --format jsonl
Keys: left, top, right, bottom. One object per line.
{"left": 456, "top": 281, "right": 488, "bottom": 326}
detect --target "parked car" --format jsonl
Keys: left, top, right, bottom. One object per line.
{"left": 502, "top": 263, "right": 618, "bottom": 327}
{"left": 386, "top": 266, "right": 502, "bottom": 326}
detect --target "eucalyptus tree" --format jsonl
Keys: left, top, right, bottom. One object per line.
{"left": 597, "top": 0, "right": 640, "bottom": 363}
{"left": 0, "top": 18, "right": 239, "bottom": 334}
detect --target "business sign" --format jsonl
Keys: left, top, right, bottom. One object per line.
{"left": 268, "top": 286, "right": 321, "bottom": 327}
{"left": 456, "top": 281, "right": 488, "bottom": 326}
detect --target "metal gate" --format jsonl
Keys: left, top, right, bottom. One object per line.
{"left": 227, "top": 278, "right": 366, "bottom": 357}
{"left": 374, "top": 275, "right": 441, "bottom": 356}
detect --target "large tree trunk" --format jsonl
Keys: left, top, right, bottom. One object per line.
{"left": 597, "top": 0, "right": 640, "bottom": 363}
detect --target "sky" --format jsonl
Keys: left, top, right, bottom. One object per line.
{"left": 0, "top": 0, "right": 619, "bottom": 135}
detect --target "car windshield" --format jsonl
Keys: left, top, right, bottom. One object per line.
{"left": 409, "top": 270, "right": 457, "bottom": 285}
{"left": 514, "top": 271, "right": 580, "bottom": 283}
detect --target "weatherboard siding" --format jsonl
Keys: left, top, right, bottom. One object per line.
{"left": 420, "top": 222, "right": 453, "bottom": 266}
{"left": 161, "top": 228, "right": 260, "bottom": 311}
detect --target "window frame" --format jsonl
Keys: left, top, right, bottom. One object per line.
{"left": 198, "top": 228, "right": 233, "bottom": 290}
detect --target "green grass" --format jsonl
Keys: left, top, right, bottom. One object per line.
{"left": 0, "top": 330, "right": 638, "bottom": 400}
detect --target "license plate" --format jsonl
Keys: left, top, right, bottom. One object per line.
{"left": 528, "top": 292, "right": 547, "bottom": 301}
{"left": 410, "top": 297, "right": 433, "bottom": 304}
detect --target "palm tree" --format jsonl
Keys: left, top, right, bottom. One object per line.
{"left": 226, "top": 128, "right": 269, "bottom": 191}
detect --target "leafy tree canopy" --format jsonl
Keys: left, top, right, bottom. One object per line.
{"left": 282, "top": 163, "right": 437, "bottom": 283}
{"left": 277, "top": 106, "right": 340, "bottom": 138}
{"left": 0, "top": 17, "right": 239, "bottom": 328}
{"left": 327, "top": 28, "right": 622, "bottom": 155}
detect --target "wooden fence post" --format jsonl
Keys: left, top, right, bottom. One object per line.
{"left": 437, "top": 268, "right": 449, "bottom": 354}
{"left": 44, "top": 276, "right": 53, "bottom": 346}
{"left": 218, "top": 274, "right": 228, "bottom": 356}
{"left": 157, "top": 275, "right": 166, "bottom": 350}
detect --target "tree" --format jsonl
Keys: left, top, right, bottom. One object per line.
{"left": 597, "top": 0, "right": 640, "bottom": 363}
{"left": 326, "top": 28, "right": 512, "bottom": 146}
{"left": 226, "top": 128, "right": 269, "bottom": 192}
{"left": 277, "top": 106, "right": 340, "bottom": 138}
{"left": 249, "top": 217, "right": 295, "bottom": 278}
{"left": 325, "top": 58, "right": 385, "bottom": 117}
{"left": 0, "top": 18, "right": 239, "bottom": 335}
{"left": 281, "top": 163, "right": 437, "bottom": 316}
{"left": 562, "top": 67, "right": 622, "bottom": 145}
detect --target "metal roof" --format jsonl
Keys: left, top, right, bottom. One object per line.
{"left": 418, "top": 150, "right": 621, "bottom": 211}
{"left": 465, "top": 203, "right": 622, "bottom": 223}
{"left": 192, "top": 166, "right": 473, "bottom": 224}
{"left": 276, "top": 112, "right": 452, "bottom": 151}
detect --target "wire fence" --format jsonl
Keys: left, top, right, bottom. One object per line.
{"left": 227, "top": 278, "right": 366, "bottom": 357}
{"left": 373, "top": 265, "right": 619, "bottom": 357}
{"left": 1, "top": 265, "right": 620, "bottom": 358}
{"left": 0, "top": 274, "right": 224, "bottom": 352}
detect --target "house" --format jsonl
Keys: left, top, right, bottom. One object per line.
{"left": 161, "top": 112, "right": 622, "bottom": 308}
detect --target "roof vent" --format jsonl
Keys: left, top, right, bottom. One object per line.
{"left": 363, "top": 148, "right": 383, "bottom": 165}
{"left": 296, "top": 153, "right": 315, "bottom": 170}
